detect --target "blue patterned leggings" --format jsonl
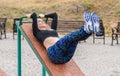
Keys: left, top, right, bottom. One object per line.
{"left": 47, "top": 26, "right": 91, "bottom": 64}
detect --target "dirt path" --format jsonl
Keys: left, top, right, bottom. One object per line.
{"left": 0, "top": 33, "right": 120, "bottom": 76}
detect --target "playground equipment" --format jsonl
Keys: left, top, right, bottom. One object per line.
{"left": 16, "top": 16, "right": 84, "bottom": 76}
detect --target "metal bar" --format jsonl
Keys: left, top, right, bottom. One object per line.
{"left": 17, "top": 23, "right": 22, "bottom": 76}
{"left": 19, "top": 16, "right": 40, "bottom": 25}
{"left": 42, "top": 65, "right": 46, "bottom": 76}
{"left": 16, "top": 16, "right": 51, "bottom": 76}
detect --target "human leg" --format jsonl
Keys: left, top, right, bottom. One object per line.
{"left": 47, "top": 11, "right": 101, "bottom": 64}
{"left": 47, "top": 26, "right": 91, "bottom": 64}
{"left": 47, "top": 41, "right": 78, "bottom": 64}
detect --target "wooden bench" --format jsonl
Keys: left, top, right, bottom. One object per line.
{"left": 93, "top": 19, "right": 105, "bottom": 44}
{"left": 0, "top": 18, "right": 7, "bottom": 39}
{"left": 16, "top": 17, "right": 84, "bottom": 76}
{"left": 48, "top": 20, "right": 84, "bottom": 34}
{"left": 0, "top": 69, "right": 6, "bottom": 76}
{"left": 47, "top": 20, "right": 85, "bottom": 42}
{"left": 13, "top": 18, "right": 20, "bottom": 39}
{"left": 111, "top": 22, "right": 120, "bottom": 45}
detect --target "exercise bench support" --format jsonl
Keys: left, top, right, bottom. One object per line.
{"left": 16, "top": 16, "right": 84, "bottom": 76}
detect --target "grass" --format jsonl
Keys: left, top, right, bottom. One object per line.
{"left": 0, "top": 0, "right": 120, "bottom": 36}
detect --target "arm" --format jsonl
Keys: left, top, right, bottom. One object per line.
{"left": 26, "top": 12, "right": 39, "bottom": 36}
{"left": 39, "top": 13, "right": 58, "bottom": 30}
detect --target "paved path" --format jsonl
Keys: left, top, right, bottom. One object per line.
{"left": 0, "top": 33, "right": 120, "bottom": 76}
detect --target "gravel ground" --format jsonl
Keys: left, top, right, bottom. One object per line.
{"left": 0, "top": 33, "right": 120, "bottom": 76}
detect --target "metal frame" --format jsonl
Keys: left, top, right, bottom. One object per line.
{"left": 111, "top": 22, "right": 120, "bottom": 45}
{"left": 0, "top": 18, "right": 7, "bottom": 39}
{"left": 93, "top": 33, "right": 105, "bottom": 44}
{"left": 16, "top": 16, "right": 50, "bottom": 76}
{"left": 92, "top": 19, "right": 105, "bottom": 44}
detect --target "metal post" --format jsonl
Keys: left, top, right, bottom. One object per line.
{"left": 42, "top": 65, "right": 46, "bottom": 76}
{"left": 17, "top": 27, "right": 22, "bottom": 76}
{"left": 93, "top": 34, "right": 95, "bottom": 43}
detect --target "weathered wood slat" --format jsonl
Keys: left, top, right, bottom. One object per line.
{"left": 48, "top": 20, "right": 84, "bottom": 34}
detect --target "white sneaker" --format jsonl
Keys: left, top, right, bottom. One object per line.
{"left": 84, "top": 11, "right": 93, "bottom": 33}
{"left": 91, "top": 12, "right": 100, "bottom": 34}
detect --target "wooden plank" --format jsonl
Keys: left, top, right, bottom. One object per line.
{"left": 47, "top": 20, "right": 84, "bottom": 34}
{"left": 21, "top": 24, "right": 84, "bottom": 76}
